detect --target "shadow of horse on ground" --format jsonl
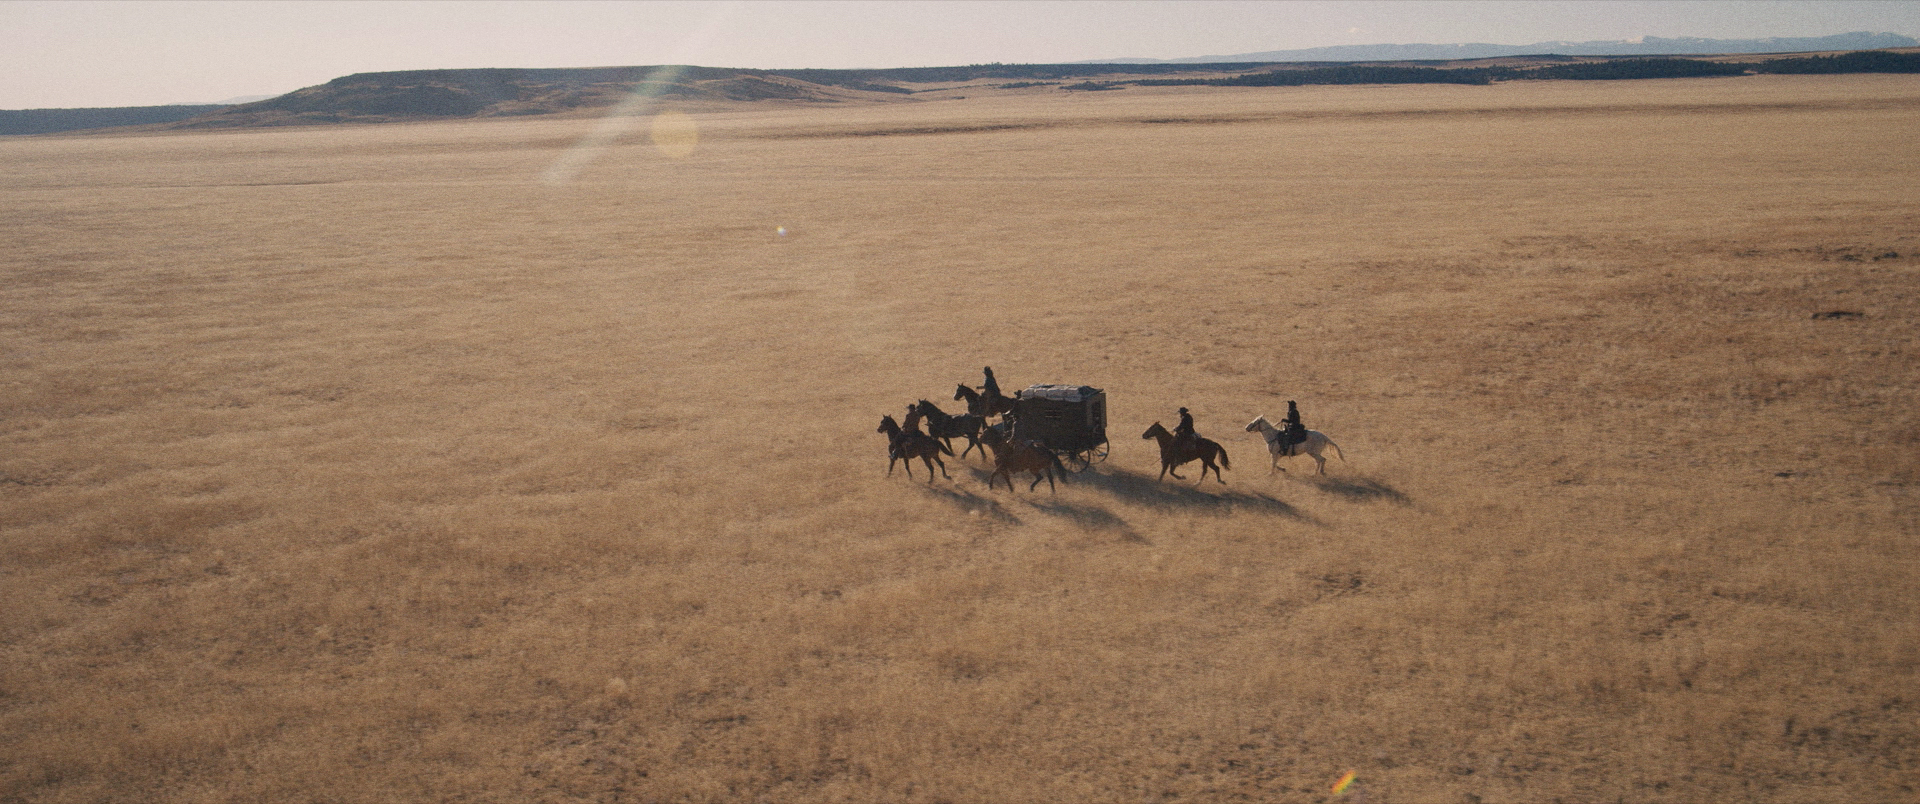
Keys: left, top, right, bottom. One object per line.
{"left": 919, "top": 482, "right": 1022, "bottom": 525}
{"left": 1072, "top": 468, "right": 1324, "bottom": 526}
{"left": 1302, "top": 475, "right": 1412, "bottom": 505}
{"left": 957, "top": 467, "right": 1143, "bottom": 541}
{"left": 1024, "top": 499, "right": 1149, "bottom": 543}
{"left": 961, "top": 464, "right": 1069, "bottom": 494}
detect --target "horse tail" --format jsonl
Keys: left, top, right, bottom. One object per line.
{"left": 1214, "top": 441, "right": 1230, "bottom": 470}
{"left": 1324, "top": 434, "right": 1346, "bottom": 461}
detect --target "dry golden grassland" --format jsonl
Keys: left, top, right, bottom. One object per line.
{"left": 3, "top": 74, "right": 1918, "bottom": 803}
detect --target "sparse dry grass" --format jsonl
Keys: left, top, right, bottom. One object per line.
{"left": 3, "top": 75, "right": 1917, "bottom": 803}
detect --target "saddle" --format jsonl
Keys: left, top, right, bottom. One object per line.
{"left": 1278, "top": 425, "right": 1307, "bottom": 455}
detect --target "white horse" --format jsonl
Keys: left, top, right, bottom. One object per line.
{"left": 1245, "top": 416, "right": 1345, "bottom": 475}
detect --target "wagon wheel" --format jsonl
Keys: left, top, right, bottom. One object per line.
{"left": 1062, "top": 440, "right": 1108, "bottom": 473}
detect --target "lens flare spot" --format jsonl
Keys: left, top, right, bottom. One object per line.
{"left": 1332, "top": 770, "right": 1357, "bottom": 795}
{"left": 776, "top": 226, "right": 789, "bottom": 236}
{"left": 650, "top": 110, "right": 698, "bottom": 158}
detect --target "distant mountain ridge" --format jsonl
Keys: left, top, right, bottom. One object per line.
{"left": 0, "top": 105, "right": 230, "bottom": 136}
{"left": 1096, "top": 31, "right": 1919, "bottom": 64}
{"left": 8, "top": 35, "right": 1918, "bottom": 136}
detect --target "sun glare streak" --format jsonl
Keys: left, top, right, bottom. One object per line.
{"left": 539, "top": 2, "right": 742, "bottom": 184}
{"left": 539, "top": 65, "right": 686, "bottom": 184}
{"left": 1331, "top": 769, "right": 1358, "bottom": 795}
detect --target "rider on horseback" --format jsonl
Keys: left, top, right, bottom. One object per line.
{"left": 1173, "top": 407, "right": 1198, "bottom": 451}
{"left": 1280, "top": 400, "right": 1308, "bottom": 457}
{"left": 980, "top": 366, "right": 1001, "bottom": 399}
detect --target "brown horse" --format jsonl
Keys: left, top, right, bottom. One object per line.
{"left": 978, "top": 424, "right": 1067, "bottom": 492}
{"left": 915, "top": 400, "right": 985, "bottom": 459}
{"left": 878, "top": 414, "right": 951, "bottom": 483}
{"left": 1142, "top": 421, "right": 1230, "bottom": 483}
{"left": 953, "top": 383, "right": 1016, "bottom": 420}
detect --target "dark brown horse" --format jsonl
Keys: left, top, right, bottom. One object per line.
{"left": 953, "top": 383, "right": 1015, "bottom": 420}
{"left": 915, "top": 400, "right": 985, "bottom": 459}
{"left": 1142, "top": 421, "right": 1230, "bottom": 484}
{"left": 978, "top": 425, "right": 1066, "bottom": 492}
{"left": 879, "top": 414, "right": 951, "bottom": 483}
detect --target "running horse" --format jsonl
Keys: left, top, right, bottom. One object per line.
{"left": 953, "top": 383, "right": 1016, "bottom": 421}
{"left": 1244, "top": 416, "right": 1345, "bottom": 475}
{"left": 878, "top": 414, "right": 952, "bottom": 483}
{"left": 978, "top": 425, "right": 1067, "bottom": 492}
{"left": 1141, "top": 422, "right": 1231, "bottom": 484}
{"left": 914, "top": 400, "right": 986, "bottom": 460}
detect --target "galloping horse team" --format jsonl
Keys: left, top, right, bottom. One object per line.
{"left": 877, "top": 367, "right": 1343, "bottom": 490}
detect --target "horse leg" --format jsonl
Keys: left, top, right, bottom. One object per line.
{"left": 1312, "top": 451, "right": 1327, "bottom": 475}
{"left": 1166, "top": 463, "right": 1186, "bottom": 480}
{"left": 934, "top": 454, "right": 950, "bottom": 480}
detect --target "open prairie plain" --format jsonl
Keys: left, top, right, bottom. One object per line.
{"left": 3, "top": 74, "right": 1918, "bottom": 803}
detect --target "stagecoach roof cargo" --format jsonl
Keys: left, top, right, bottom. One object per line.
{"left": 1020, "top": 384, "right": 1102, "bottom": 402}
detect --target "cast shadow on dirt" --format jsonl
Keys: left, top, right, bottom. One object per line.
{"left": 1298, "top": 474, "right": 1412, "bottom": 505}
{"left": 1071, "top": 467, "right": 1327, "bottom": 527}
{"left": 949, "top": 467, "right": 1149, "bottom": 538}
{"left": 919, "top": 481, "right": 1023, "bottom": 526}
{"left": 931, "top": 465, "right": 1327, "bottom": 539}
{"left": 934, "top": 472, "right": 1148, "bottom": 541}
{"left": 1025, "top": 499, "right": 1151, "bottom": 543}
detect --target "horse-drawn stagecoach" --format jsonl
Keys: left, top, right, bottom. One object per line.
{"left": 1008, "top": 384, "right": 1109, "bottom": 472}
{"left": 898, "top": 369, "right": 1327, "bottom": 487}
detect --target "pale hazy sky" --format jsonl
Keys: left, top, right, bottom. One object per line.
{"left": 4, "top": 0, "right": 1917, "bottom": 109}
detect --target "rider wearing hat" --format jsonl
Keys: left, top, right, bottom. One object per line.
{"left": 1173, "top": 406, "right": 1198, "bottom": 450}
{"left": 1280, "top": 400, "right": 1308, "bottom": 456}
{"left": 980, "top": 366, "right": 1001, "bottom": 399}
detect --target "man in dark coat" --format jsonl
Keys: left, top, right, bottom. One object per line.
{"left": 1173, "top": 407, "right": 1198, "bottom": 450}
{"left": 980, "top": 366, "right": 1001, "bottom": 399}
{"left": 1280, "top": 400, "right": 1308, "bottom": 456}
